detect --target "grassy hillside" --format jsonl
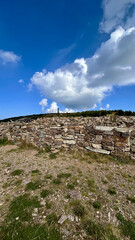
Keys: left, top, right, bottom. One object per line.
{"left": 0, "top": 110, "right": 135, "bottom": 123}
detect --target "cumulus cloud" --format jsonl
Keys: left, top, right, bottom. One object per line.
{"left": 29, "top": 0, "right": 135, "bottom": 111}
{"left": 39, "top": 98, "right": 48, "bottom": 112}
{"left": 101, "top": 0, "right": 135, "bottom": 33}
{"left": 46, "top": 102, "right": 74, "bottom": 113}
{"left": 0, "top": 50, "right": 21, "bottom": 64}
{"left": 30, "top": 26, "right": 135, "bottom": 111}
{"left": 39, "top": 98, "right": 75, "bottom": 113}
{"left": 46, "top": 102, "right": 58, "bottom": 113}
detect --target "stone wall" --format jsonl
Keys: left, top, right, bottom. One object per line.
{"left": 0, "top": 116, "right": 135, "bottom": 159}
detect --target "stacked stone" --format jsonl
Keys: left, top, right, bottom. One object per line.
{"left": 0, "top": 116, "right": 135, "bottom": 159}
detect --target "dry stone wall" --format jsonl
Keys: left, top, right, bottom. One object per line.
{"left": 0, "top": 116, "right": 135, "bottom": 159}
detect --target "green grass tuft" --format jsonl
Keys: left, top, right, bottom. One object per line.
{"left": 116, "top": 213, "right": 135, "bottom": 239}
{"left": 52, "top": 178, "right": 61, "bottom": 184}
{"left": 11, "top": 169, "right": 24, "bottom": 176}
{"left": 0, "top": 223, "right": 62, "bottom": 240}
{"left": 88, "top": 178, "right": 97, "bottom": 192}
{"left": 49, "top": 153, "right": 57, "bottom": 159}
{"left": 57, "top": 173, "right": 71, "bottom": 178}
{"left": 73, "top": 202, "right": 85, "bottom": 217}
{"left": 83, "top": 219, "right": 119, "bottom": 240}
{"left": 46, "top": 212, "right": 58, "bottom": 226}
{"left": 45, "top": 174, "right": 53, "bottom": 179}
{"left": 8, "top": 194, "right": 41, "bottom": 221}
{"left": 127, "top": 195, "right": 135, "bottom": 203}
{"left": 0, "top": 137, "right": 13, "bottom": 146}
{"left": 25, "top": 181, "right": 41, "bottom": 191}
{"left": 67, "top": 183, "right": 74, "bottom": 190}
{"left": 93, "top": 201, "right": 102, "bottom": 210}
{"left": 107, "top": 187, "right": 117, "bottom": 195}
{"left": 31, "top": 169, "right": 40, "bottom": 174}
{"left": 41, "top": 189, "right": 52, "bottom": 198}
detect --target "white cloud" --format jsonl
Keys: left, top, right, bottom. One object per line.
{"left": 46, "top": 102, "right": 58, "bottom": 113}
{"left": 0, "top": 50, "right": 21, "bottom": 64}
{"left": 30, "top": 26, "right": 135, "bottom": 111}
{"left": 39, "top": 98, "right": 48, "bottom": 112}
{"left": 62, "top": 108, "right": 74, "bottom": 113}
{"left": 18, "top": 79, "right": 24, "bottom": 84}
{"left": 101, "top": 0, "right": 135, "bottom": 33}
{"left": 39, "top": 100, "right": 75, "bottom": 113}
{"left": 106, "top": 104, "right": 110, "bottom": 109}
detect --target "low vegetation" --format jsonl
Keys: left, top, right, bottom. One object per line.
{"left": 0, "top": 137, "right": 13, "bottom": 146}
{"left": 1, "top": 109, "right": 135, "bottom": 123}
{"left": 0, "top": 143, "right": 135, "bottom": 240}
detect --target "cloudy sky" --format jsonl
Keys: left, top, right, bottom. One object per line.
{"left": 0, "top": 0, "right": 135, "bottom": 119}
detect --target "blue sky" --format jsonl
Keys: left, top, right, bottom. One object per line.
{"left": 0, "top": 0, "right": 135, "bottom": 119}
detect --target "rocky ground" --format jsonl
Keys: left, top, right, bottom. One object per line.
{"left": 0, "top": 142, "right": 135, "bottom": 240}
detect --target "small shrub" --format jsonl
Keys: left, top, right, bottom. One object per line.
{"left": 11, "top": 169, "right": 24, "bottom": 176}
{"left": 41, "top": 189, "right": 52, "bottom": 198}
{"left": 25, "top": 181, "right": 41, "bottom": 191}
{"left": 93, "top": 201, "right": 101, "bottom": 210}
{"left": 107, "top": 186, "right": 117, "bottom": 195}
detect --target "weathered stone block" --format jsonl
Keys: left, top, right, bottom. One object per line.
{"left": 96, "top": 135, "right": 103, "bottom": 141}
{"left": 63, "top": 140, "right": 76, "bottom": 145}
{"left": 92, "top": 143, "right": 102, "bottom": 149}
{"left": 86, "top": 146, "right": 110, "bottom": 155}
{"left": 55, "top": 134, "right": 62, "bottom": 139}
{"left": 131, "top": 147, "right": 135, "bottom": 152}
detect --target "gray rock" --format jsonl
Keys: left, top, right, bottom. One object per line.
{"left": 58, "top": 215, "right": 67, "bottom": 224}
{"left": 86, "top": 146, "right": 110, "bottom": 155}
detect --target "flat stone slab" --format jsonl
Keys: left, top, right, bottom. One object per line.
{"left": 63, "top": 140, "right": 76, "bottom": 145}
{"left": 86, "top": 146, "right": 110, "bottom": 155}
{"left": 95, "top": 126, "right": 114, "bottom": 131}
{"left": 114, "top": 127, "right": 131, "bottom": 133}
